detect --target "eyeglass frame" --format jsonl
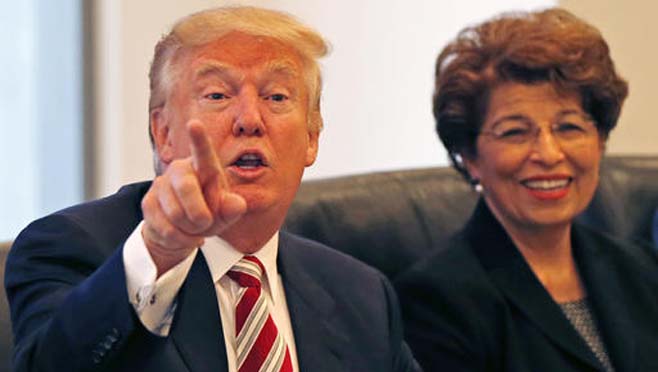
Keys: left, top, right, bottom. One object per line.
{"left": 476, "top": 110, "right": 601, "bottom": 148}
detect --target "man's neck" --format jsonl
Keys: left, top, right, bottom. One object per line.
{"left": 221, "top": 211, "right": 285, "bottom": 254}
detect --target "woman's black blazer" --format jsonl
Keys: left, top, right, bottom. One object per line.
{"left": 396, "top": 201, "right": 658, "bottom": 372}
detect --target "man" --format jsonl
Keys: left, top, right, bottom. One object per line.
{"left": 6, "top": 7, "right": 418, "bottom": 372}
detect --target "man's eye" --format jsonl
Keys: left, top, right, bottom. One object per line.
{"left": 206, "top": 92, "right": 227, "bottom": 100}
{"left": 267, "top": 94, "right": 288, "bottom": 102}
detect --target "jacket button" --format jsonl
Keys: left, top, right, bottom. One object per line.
{"left": 106, "top": 328, "right": 121, "bottom": 345}
{"left": 92, "top": 349, "right": 105, "bottom": 364}
{"left": 110, "top": 328, "right": 121, "bottom": 341}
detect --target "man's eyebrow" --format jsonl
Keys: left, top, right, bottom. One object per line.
{"left": 193, "top": 60, "right": 300, "bottom": 82}
{"left": 262, "top": 60, "right": 301, "bottom": 79}
{"left": 194, "top": 61, "right": 239, "bottom": 81}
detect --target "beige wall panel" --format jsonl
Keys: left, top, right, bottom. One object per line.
{"left": 561, "top": 0, "right": 658, "bottom": 155}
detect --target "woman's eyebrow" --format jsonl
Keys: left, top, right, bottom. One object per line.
{"left": 490, "top": 114, "right": 531, "bottom": 129}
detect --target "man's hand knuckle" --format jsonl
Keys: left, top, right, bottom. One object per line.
{"left": 160, "top": 225, "right": 177, "bottom": 242}
{"left": 176, "top": 175, "right": 198, "bottom": 196}
{"left": 168, "top": 205, "right": 185, "bottom": 225}
{"left": 190, "top": 209, "right": 212, "bottom": 226}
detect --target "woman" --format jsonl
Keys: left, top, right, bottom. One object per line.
{"left": 395, "top": 8, "right": 658, "bottom": 372}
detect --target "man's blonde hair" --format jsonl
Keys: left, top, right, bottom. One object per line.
{"left": 148, "top": 6, "right": 329, "bottom": 144}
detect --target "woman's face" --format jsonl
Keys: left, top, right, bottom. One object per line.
{"left": 464, "top": 82, "right": 605, "bottom": 231}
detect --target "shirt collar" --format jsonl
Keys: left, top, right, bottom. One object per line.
{"left": 200, "top": 231, "right": 281, "bottom": 304}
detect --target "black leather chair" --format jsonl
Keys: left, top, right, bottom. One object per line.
{"left": 0, "top": 241, "right": 11, "bottom": 372}
{"left": 1, "top": 155, "right": 656, "bottom": 370}
{"left": 283, "top": 155, "right": 658, "bottom": 280}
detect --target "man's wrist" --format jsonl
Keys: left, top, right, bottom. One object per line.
{"left": 141, "top": 228, "right": 199, "bottom": 278}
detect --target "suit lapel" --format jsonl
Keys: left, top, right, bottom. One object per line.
{"left": 171, "top": 252, "right": 228, "bottom": 372}
{"left": 467, "top": 201, "right": 602, "bottom": 370}
{"left": 573, "top": 226, "right": 636, "bottom": 372}
{"left": 277, "top": 232, "right": 349, "bottom": 372}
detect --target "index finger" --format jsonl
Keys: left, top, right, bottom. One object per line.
{"left": 187, "top": 120, "right": 228, "bottom": 189}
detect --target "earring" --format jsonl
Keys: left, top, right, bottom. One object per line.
{"left": 472, "top": 180, "right": 483, "bottom": 193}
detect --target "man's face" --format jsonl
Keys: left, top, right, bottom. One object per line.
{"left": 152, "top": 32, "right": 319, "bottom": 221}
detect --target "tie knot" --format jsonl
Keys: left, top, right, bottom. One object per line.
{"left": 227, "top": 256, "right": 264, "bottom": 288}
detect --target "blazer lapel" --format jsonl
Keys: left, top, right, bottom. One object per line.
{"left": 467, "top": 201, "right": 602, "bottom": 370}
{"left": 171, "top": 252, "right": 228, "bottom": 372}
{"left": 277, "top": 232, "right": 349, "bottom": 372}
{"left": 573, "top": 226, "right": 636, "bottom": 372}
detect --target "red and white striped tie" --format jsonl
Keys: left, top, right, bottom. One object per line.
{"left": 227, "top": 256, "right": 293, "bottom": 372}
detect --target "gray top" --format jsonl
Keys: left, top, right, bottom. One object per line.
{"left": 559, "top": 298, "right": 615, "bottom": 372}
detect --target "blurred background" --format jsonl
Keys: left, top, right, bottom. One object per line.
{"left": 1, "top": 0, "right": 656, "bottom": 241}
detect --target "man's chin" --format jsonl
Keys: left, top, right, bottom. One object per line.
{"left": 230, "top": 186, "right": 272, "bottom": 211}
{"left": 235, "top": 185, "right": 299, "bottom": 218}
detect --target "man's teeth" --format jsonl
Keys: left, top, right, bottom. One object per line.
{"left": 235, "top": 154, "right": 263, "bottom": 168}
{"left": 524, "top": 179, "right": 569, "bottom": 190}
{"left": 240, "top": 154, "right": 260, "bottom": 161}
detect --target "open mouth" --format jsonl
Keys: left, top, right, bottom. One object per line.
{"left": 521, "top": 178, "right": 572, "bottom": 190}
{"left": 231, "top": 152, "right": 267, "bottom": 169}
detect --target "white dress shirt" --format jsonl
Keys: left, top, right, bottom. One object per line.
{"left": 123, "top": 221, "right": 300, "bottom": 372}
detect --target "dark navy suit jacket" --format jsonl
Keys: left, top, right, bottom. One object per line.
{"left": 396, "top": 201, "right": 658, "bottom": 372}
{"left": 6, "top": 182, "right": 418, "bottom": 372}
{"left": 653, "top": 208, "right": 658, "bottom": 248}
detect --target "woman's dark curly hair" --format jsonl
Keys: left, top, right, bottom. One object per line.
{"left": 433, "top": 8, "right": 628, "bottom": 183}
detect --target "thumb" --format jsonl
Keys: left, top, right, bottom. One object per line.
{"left": 218, "top": 191, "right": 247, "bottom": 225}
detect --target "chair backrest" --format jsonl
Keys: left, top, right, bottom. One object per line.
{"left": 0, "top": 156, "right": 656, "bottom": 371}
{"left": 0, "top": 241, "right": 12, "bottom": 372}
{"left": 284, "top": 155, "right": 658, "bottom": 280}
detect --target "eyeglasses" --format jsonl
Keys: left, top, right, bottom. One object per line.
{"left": 478, "top": 114, "right": 599, "bottom": 148}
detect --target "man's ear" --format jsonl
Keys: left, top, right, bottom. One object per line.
{"left": 150, "top": 108, "right": 174, "bottom": 165}
{"left": 305, "top": 130, "right": 319, "bottom": 167}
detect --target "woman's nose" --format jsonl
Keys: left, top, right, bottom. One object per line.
{"left": 528, "top": 127, "right": 566, "bottom": 165}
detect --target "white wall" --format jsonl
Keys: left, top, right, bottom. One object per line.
{"left": 93, "top": 0, "right": 554, "bottom": 198}
{"left": 0, "top": 0, "right": 83, "bottom": 240}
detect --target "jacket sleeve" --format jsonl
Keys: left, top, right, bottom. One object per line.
{"left": 379, "top": 274, "right": 423, "bottom": 372}
{"left": 651, "top": 211, "right": 658, "bottom": 262}
{"left": 5, "top": 213, "right": 140, "bottom": 372}
{"left": 395, "top": 268, "right": 491, "bottom": 372}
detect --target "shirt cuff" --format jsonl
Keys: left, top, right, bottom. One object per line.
{"left": 123, "top": 221, "right": 198, "bottom": 336}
